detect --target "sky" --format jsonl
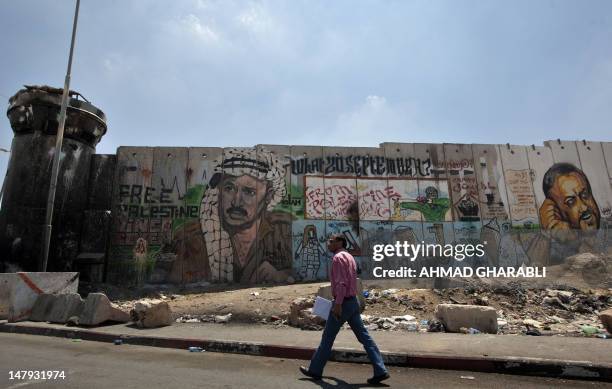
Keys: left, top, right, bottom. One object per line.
{"left": 1, "top": 0, "right": 611, "bottom": 181}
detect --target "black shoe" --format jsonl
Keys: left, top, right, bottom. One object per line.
{"left": 367, "top": 372, "right": 390, "bottom": 385}
{"left": 299, "top": 366, "right": 322, "bottom": 380}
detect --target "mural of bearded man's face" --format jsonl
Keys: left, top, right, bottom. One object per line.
{"left": 548, "top": 172, "right": 600, "bottom": 230}
{"left": 219, "top": 174, "right": 272, "bottom": 231}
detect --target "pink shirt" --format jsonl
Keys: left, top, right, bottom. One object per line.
{"left": 330, "top": 250, "right": 357, "bottom": 304}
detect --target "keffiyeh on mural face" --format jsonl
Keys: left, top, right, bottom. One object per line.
{"left": 213, "top": 147, "right": 287, "bottom": 210}
{"left": 200, "top": 147, "right": 287, "bottom": 281}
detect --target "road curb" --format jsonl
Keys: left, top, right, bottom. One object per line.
{"left": 1, "top": 322, "right": 610, "bottom": 381}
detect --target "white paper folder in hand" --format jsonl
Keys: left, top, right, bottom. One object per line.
{"left": 313, "top": 296, "right": 332, "bottom": 320}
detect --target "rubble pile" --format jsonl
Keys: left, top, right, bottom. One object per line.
{"left": 175, "top": 313, "right": 234, "bottom": 324}
{"left": 89, "top": 269, "right": 610, "bottom": 337}
{"left": 494, "top": 287, "right": 611, "bottom": 336}
{"left": 317, "top": 285, "right": 611, "bottom": 337}
{"left": 288, "top": 297, "right": 325, "bottom": 330}
{"left": 360, "top": 314, "right": 426, "bottom": 332}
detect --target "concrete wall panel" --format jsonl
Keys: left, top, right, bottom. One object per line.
{"left": 147, "top": 148, "right": 188, "bottom": 284}
{"left": 544, "top": 140, "right": 581, "bottom": 166}
{"left": 526, "top": 145, "right": 555, "bottom": 212}
{"left": 602, "top": 142, "right": 612, "bottom": 182}
{"left": 472, "top": 144, "right": 510, "bottom": 222}
{"left": 291, "top": 146, "right": 324, "bottom": 221}
{"left": 292, "top": 219, "right": 328, "bottom": 281}
{"left": 499, "top": 145, "right": 539, "bottom": 229}
{"left": 353, "top": 146, "right": 389, "bottom": 221}
{"left": 108, "top": 147, "right": 154, "bottom": 285}
{"left": 291, "top": 146, "right": 326, "bottom": 281}
{"left": 381, "top": 143, "right": 421, "bottom": 222}
{"left": 322, "top": 147, "right": 358, "bottom": 222}
{"left": 359, "top": 220, "right": 392, "bottom": 279}
{"left": 254, "top": 145, "right": 293, "bottom": 284}
{"left": 414, "top": 144, "right": 451, "bottom": 222}
{"left": 184, "top": 147, "right": 222, "bottom": 283}
{"left": 444, "top": 144, "right": 480, "bottom": 222}
{"left": 576, "top": 141, "right": 612, "bottom": 223}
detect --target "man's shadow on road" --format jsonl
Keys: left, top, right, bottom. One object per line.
{"left": 298, "top": 377, "right": 390, "bottom": 388}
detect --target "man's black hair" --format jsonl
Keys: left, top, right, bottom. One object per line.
{"left": 330, "top": 233, "right": 348, "bottom": 249}
{"left": 542, "top": 163, "right": 591, "bottom": 198}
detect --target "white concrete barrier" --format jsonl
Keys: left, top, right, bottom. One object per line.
{"left": 0, "top": 272, "right": 79, "bottom": 322}
{"left": 0, "top": 274, "right": 12, "bottom": 319}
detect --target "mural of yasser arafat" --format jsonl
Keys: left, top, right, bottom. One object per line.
{"left": 172, "top": 147, "right": 293, "bottom": 284}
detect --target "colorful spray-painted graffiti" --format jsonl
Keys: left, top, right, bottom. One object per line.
{"left": 105, "top": 141, "right": 612, "bottom": 285}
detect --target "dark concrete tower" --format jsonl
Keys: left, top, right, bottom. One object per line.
{"left": 1, "top": 85, "right": 107, "bottom": 272}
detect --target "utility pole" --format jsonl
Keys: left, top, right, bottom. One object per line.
{"left": 42, "top": 0, "right": 81, "bottom": 272}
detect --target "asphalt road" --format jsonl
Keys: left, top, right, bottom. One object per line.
{"left": 0, "top": 333, "right": 607, "bottom": 389}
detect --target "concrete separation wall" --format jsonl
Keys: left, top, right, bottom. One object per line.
{"left": 102, "top": 141, "right": 611, "bottom": 286}
{"left": 1, "top": 137, "right": 610, "bottom": 287}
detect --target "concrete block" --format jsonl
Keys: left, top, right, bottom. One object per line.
{"left": 435, "top": 304, "right": 498, "bottom": 334}
{"left": 79, "top": 293, "right": 112, "bottom": 326}
{"left": 29, "top": 294, "right": 59, "bottom": 322}
{"left": 0, "top": 274, "right": 12, "bottom": 319}
{"left": 2, "top": 272, "right": 79, "bottom": 322}
{"left": 131, "top": 299, "right": 172, "bottom": 328}
{"left": 47, "top": 294, "right": 84, "bottom": 323}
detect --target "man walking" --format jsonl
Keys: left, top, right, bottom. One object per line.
{"left": 300, "top": 234, "right": 390, "bottom": 385}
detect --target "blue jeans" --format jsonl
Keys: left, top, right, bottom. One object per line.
{"left": 309, "top": 296, "right": 387, "bottom": 377}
